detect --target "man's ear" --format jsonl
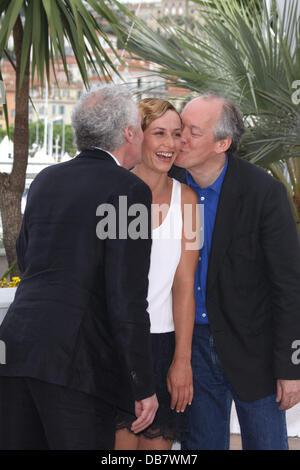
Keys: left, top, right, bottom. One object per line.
{"left": 216, "top": 136, "right": 232, "bottom": 154}
{"left": 124, "top": 125, "right": 134, "bottom": 143}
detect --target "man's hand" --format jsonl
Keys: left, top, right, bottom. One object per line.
{"left": 276, "top": 379, "right": 300, "bottom": 410}
{"left": 167, "top": 358, "right": 193, "bottom": 413}
{"left": 131, "top": 394, "right": 159, "bottom": 434}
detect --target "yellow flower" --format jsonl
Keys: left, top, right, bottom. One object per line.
{"left": 0, "top": 276, "right": 20, "bottom": 288}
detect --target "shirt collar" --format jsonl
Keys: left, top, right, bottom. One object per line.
{"left": 187, "top": 155, "right": 228, "bottom": 195}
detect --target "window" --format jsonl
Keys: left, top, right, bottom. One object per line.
{"left": 52, "top": 105, "right": 56, "bottom": 115}
{"left": 59, "top": 105, "right": 65, "bottom": 115}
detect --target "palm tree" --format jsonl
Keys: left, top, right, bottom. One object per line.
{"left": 117, "top": 0, "right": 300, "bottom": 229}
{"left": 0, "top": 0, "right": 122, "bottom": 274}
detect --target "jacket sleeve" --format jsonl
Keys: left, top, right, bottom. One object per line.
{"left": 260, "top": 180, "right": 300, "bottom": 379}
{"left": 104, "top": 180, "right": 155, "bottom": 401}
{"left": 16, "top": 212, "right": 28, "bottom": 274}
{"left": 16, "top": 182, "right": 34, "bottom": 274}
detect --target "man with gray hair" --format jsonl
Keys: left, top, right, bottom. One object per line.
{"left": 0, "top": 85, "right": 158, "bottom": 450}
{"left": 170, "top": 94, "right": 300, "bottom": 450}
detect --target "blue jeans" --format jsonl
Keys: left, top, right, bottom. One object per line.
{"left": 182, "top": 325, "right": 289, "bottom": 450}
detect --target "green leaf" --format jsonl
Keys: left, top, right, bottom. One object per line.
{"left": 18, "top": 0, "right": 33, "bottom": 90}
{"left": 0, "top": 0, "right": 23, "bottom": 55}
{"left": 0, "top": 68, "right": 10, "bottom": 138}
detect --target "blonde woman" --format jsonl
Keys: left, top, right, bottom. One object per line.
{"left": 115, "top": 99, "right": 199, "bottom": 451}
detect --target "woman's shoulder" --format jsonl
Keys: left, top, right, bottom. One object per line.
{"left": 178, "top": 181, "right": 198, "bottom": 205}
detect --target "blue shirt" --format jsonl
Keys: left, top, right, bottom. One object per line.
{"left": 186, "top": 157, "right": 228, "bottom": 324}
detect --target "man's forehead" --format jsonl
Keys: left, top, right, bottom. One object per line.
{"left": 181, "top": 98, "right": 223, "bottom": 126}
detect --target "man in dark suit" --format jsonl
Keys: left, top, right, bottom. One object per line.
{"left": 169, "top": 94, "right": 300, "bottom": 450}
{"left": 0, "top": 85, "right": 158, "bottom": 450}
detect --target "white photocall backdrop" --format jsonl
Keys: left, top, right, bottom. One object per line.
{"left": 230, "top": 401, "right": 300, "bottom": 438}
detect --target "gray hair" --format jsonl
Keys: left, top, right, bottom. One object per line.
{"left": 71, "top": 85, "right": 140, "bottom": 152}
{"left": 199, "top": 94, "right": 245, "bottom": 155}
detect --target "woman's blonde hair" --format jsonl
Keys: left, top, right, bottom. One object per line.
{"left": 138, "top": 98, "right": 181, "bottom": 131}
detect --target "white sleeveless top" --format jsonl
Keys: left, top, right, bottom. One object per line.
{"left": 147, "top": 179, "right": 182, "bottom": 333}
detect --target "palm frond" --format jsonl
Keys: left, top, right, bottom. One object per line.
{"left": 116, "top": 0, "right": 300, "bottom": 167}
{"left": 0, "top": 0, "right": 123, "bottom": 89}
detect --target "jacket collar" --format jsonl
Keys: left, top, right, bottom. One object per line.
{"left": 75, "top": 148, "right": 119, "bottom": 165}
{"left": 171, "top": 155, "right": 241, "bottom": 289}
{"left": 206, "top": 155, "right": 242, "bottom": 289}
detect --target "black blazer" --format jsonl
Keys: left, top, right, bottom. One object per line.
{"left": 170, "top": 155, "right": 300, "bottom": 401}
{"left": 0, "top": 149, "right": 155, "bottom": 408}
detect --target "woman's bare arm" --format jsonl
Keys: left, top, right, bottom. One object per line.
{"left": 167, "top": 184, "right": 200, "bottom": 413}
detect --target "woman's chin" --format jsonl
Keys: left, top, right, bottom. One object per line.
{"left": 152, "top": 158, "right": 174, "bottom": 172}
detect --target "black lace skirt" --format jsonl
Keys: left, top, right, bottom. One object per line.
{"left": 115, "top": 331, "right": 190, "bottom": 442}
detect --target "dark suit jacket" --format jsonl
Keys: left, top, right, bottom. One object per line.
{"left": 170, "top": 155, "right": 300, "bottom": 401}
{"left": 0, "top": 149, "right": 155, "bottom": 407}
